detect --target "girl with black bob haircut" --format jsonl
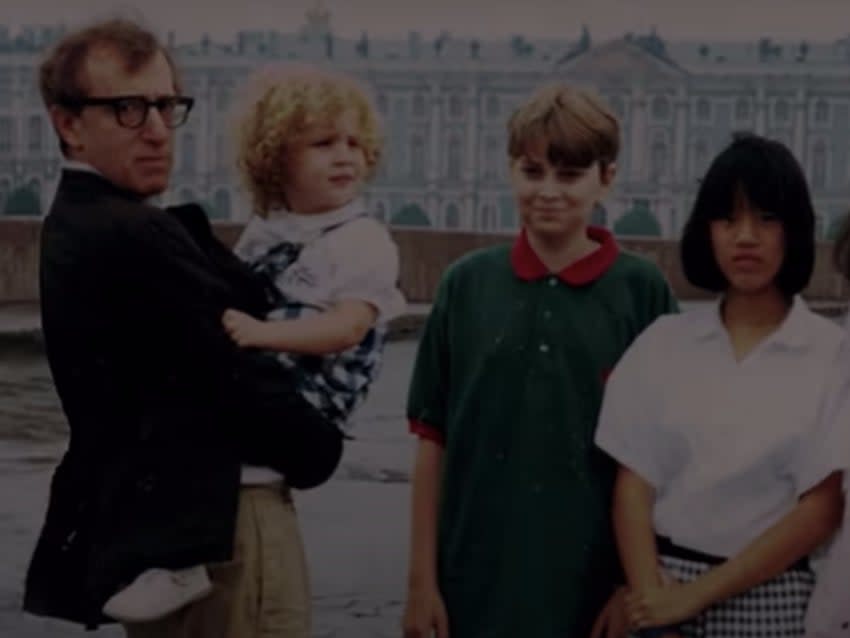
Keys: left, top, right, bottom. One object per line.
{"left": 681, "top": 132, "right": 815, "bottom": 296}
{"left": 594, "top": 133, "right": 845, "bottom": 637}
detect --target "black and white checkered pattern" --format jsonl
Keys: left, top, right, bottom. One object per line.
{"left": 631, "top": 553, "right": 814, "bottom": 638}
{"left": 247, "top": 228, "right": 385, "bottom": 433}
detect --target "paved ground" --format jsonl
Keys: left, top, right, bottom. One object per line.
{"left": 0, "top": 341, "right": 420, "bottom": 638}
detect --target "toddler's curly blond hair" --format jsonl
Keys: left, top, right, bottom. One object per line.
{"left": 232, "top": 63, "right": 383, "bottom": 215}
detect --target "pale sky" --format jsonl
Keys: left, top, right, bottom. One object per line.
{"left": 5, "top": 0, "right": 850, "bottom": 43}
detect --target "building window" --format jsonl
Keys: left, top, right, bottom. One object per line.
{"left": 213, "top": 189, "right": 231, "bottom": 219}
{"left": 216, "top": 88, "right": 229, "bottom": 112}
{"left": 696, "top": 98, "right": 711, "bottom": 122}
{"left": 215, "top": 134, "right": 228, "bottom": 171}
{"left": 445, "top": 203, "right": 460, "bottom": 229}
{"left": 377, "top": 93, "right": 388, "bottom": 116}
{"left": 412, "top": 93, "right": 426, "bottom": 118}
{"left": 394, "top": 98, "right": 407, "bottom": 117}
{"left": 693, "top": 139, "right": 709, "bottom": 177}
{"left": 27, "top": 81, "right": 41, "bottom": 107}
{"left": 814, "top": 99, "right": 830, "bottom": 124}
{"left": 374, "top": 201, "right": 387, "bottom": 222}
{"left": 483, "top": 137, "right": 501, "bottom": 179}
{"left": 811, "top": 140, "right": 827, "bottom": 189}
{"left": 449, "top": 93, "right": 465, "bottom": 118}
{"left": 650, "top": 137, "right": 668, "bottom": 182}
{"left": 500, "top": 194, "right": 516, "bottom": 229}
{"left": 486, "top": 95, "right": 500, "bottom": 118}
{"left": 774, "top": 99, "right": 790, "bottom": 124}
{"left": 651, "top": 96, "right": 670, "bottom": 120}
{"left": 447, "top": 136, "right": 463, "bottom": 180}
{"left": 479, "top": 204, "right": 496, "bottom": 231}
{"left": 28, "top": 115, "right": 42, "bottom": 152}
{"left": 0, "top": 117, "right": 11, "bottom": 153}
{"left": 0, "top": 179, "right": 9, "bottom": 212}
{"left": 735, "top": 98, "right": 751, "bottom": 121}
{"left": 410, "top": 135, "right": 425, "bottom": 178}
{"left": 181, "top": 133, "right": 196, "bottom": 173}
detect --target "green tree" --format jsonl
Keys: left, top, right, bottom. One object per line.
{"left": 614, "top": 201, "right": 661, "bottom": 237}
{"left": 391, "top": 203, "right": 431, "bottom": 227}
{"left": 3, "top": 186, "right": 41, "bottom": 216}
{"left": 826, "top": 213, "right": 848, "bottom": 241}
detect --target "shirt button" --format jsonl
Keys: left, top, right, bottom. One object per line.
{"left": 539, "top": 343, "right": 549, "bottom": 353}
{"left": 543, "top": 310, "right": 552, "bottom": 319}
{"left": 532, "top": 483, "right": 543, "bottom": 493}
{"left": 548, "top": 277, "right": 558, "bottom": 287}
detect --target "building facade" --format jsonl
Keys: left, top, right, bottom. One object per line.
{"left": 2, "top": 11, "right": 850, "bottom": 237}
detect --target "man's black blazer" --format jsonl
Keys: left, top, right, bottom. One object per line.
{"left": 23, "top": 170, "right": 341, "bottom": 628}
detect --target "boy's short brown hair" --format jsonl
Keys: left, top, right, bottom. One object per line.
{"left": 507, "top": 83, "right": 620, "bottom": 168}
{"left": 232, "top": 64, "right": 383, "bottom": 216}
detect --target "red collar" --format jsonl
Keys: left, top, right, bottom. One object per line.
{"left": 510, "top": 226, "right": 620, "bottom": 285}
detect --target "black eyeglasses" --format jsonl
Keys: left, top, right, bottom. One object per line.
{"left": 62, "top": 95, "right": 195, "bottom": 129}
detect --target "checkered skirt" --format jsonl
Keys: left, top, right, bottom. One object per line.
{"left": 631, "top": 552, "right": 814, "bottom": 638}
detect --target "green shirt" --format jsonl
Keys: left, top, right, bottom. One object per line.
{"left": 407, "top": 227, "right": 679, "bottom": 638}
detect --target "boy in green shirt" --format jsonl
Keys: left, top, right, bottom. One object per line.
{"left": 402, "top": 83, "right": 679, "bottom": 638}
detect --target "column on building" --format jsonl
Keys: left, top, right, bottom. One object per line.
{"left": 793, "top": 86, "right": 807, "bottom": 161}
{"left": 629, "top": 85, "right": 648, "bottom": 183}
{"left": 196, "top": 71, "right": 210, "bottom": 198}
{"left": 656, "top": 198, "right": 673, "bottom": 238}
{"left": 425, "top": 80, "right": 442, "bottom": 224}
{"left": 13, "top": 71, "right": 25, "bottom": 188}
{"left": 462, "top": 85, "right": 479, "bottom": 228}
{"left": 673, "top": 84, "right": 687, "bottom": 187}
{"left": 754, "top": 82, "right": 767, "bottom": 135}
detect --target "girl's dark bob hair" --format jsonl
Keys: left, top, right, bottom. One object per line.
{"left": 680, "top": 133, "right": 815, "bottom": 295}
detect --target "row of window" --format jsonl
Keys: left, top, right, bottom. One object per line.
{"left": 615, "top": 95, "right": 832, "bottom": 126}
{"left": 0, "top": 179, "right": 841, "bottom": 243}
{"left": 0, "top": 115, "right": 43, "bottom": 152}
{"left": 0, "top": 113, "right": 835, "bottom": 190}
{"left": 167, "top": 125, "right": 850, "bottom": 189}
{"left": 368, "top": 92, "right": 836, "bottom": 126}
{"left": 0, "top": 93, "right": 836, "bottom": 148}
{"left": 375, "top": 92, "right": 503, "bottom": 120}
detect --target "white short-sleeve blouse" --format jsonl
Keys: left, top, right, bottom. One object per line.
{"left": 595, "top": 295, "right": 844, "bottom": 559}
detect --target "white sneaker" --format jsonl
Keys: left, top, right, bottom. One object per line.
{"left": 102, "top": 565, "right": 213, "bottom": 623}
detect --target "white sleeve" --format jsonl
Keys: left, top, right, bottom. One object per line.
{"left": 594, "top": 318, "right": 668, "bottom": 488}
{"left": 329, "top": 219, "right": 407, "bottom": 322}
{"left": 794, "top": 338, "right": 850, "bottom": 496}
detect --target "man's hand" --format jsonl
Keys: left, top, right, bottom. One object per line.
{"left": 589, "top": 586, "right": 630, "bottom": 638}
{"left": 402, "top": 585, "right": 449, "bottom": 638}
{"left": 222, "top": 308, "right": 271, "bottom": 348}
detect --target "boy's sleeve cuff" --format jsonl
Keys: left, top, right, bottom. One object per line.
{"left": 409, "top": 419, "right": 445, "bottom": 446}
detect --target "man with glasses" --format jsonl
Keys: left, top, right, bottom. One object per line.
{"left": 23, "top": 18, "right": 340, "bottom": 638}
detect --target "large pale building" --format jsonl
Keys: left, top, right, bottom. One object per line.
{"left": 2, "top": 8, "right": 850, "bottom": 238}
